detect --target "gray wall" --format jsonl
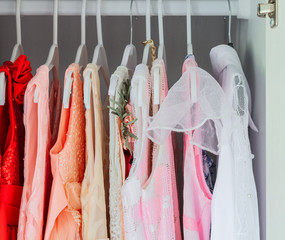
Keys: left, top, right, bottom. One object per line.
{"left": 0, "top": 15, "right": 233, "bottom": 89}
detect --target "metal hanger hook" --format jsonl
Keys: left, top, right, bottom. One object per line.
{"left": 227, "top": 0, "right": 232, "bottom": 46}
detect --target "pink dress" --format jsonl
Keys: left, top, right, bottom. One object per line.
{"left": 147, "top": 56, "right": 226, "bottom": 239}
{"left": 18, "top": 65, "right": 62, "bottom": 240}
{"left": 122, "top": 60, "right": 181, "bottom": 239}
{"left": 44, "top": 63, "right": 85, "bottom": 240}
{"left": 182, "top": 57, "right": 212, "bottom": 240}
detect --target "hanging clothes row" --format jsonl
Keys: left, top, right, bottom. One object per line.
{"left": 0, "top": 0, "right": 260, "bottom": 240}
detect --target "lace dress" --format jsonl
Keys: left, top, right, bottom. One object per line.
{"left": 109, "top": 66, "right": 129, "bottom": 240}
{"left": 121, "top": 64, "right": 151, "bottom": 240}
{"left": 0, "top": 55, "right": 33, "bottom": 240}
{"left": 121, "top": 60, "right": 181, "bottom": 239}
{"left": 18, "top": 65, "right": 62, "bottom": 240}
{"left": 44, "top": 63, "right": 85, "bottom": 240}
{"left": 209, "top": 44, "right": 260, "bottom": 240}
{"left": 81, "top": 64, "right": 109, "bottom": 240}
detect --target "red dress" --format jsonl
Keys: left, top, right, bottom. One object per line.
{"left": 0, "top": 55, "right": 33, "bottom": 240}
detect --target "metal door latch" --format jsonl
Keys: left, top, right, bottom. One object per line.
{"left": 257, "top": 0, "right": 278, "bottom": 28}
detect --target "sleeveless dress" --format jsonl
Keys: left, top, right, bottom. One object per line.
{"left": 181, "top": 57, "right": 212, "bottom": 240}
{"left": 121, "top": 64, "right": 151, "bottom": 240}
{"left": 150, "top": 59, "right": 181, "bottom": 239}
{"left": 18, "top": 65, "right": 62, "bottom": 240}
{"left": 44, "top": 63, "right": 85, "bottom": 240}
{"left": 147, "top": 56, "right": 228, "bottom": 240}
{"left": 122, "top": 60, "right": 181, "bottom": 239}
{"left": 209, "top": 45, "right": 260, "bottom": 240}
{"left": 109, "top": 66, "right": 129, "bottom": 240}
{"left": 81, "top": 64, "right": 109, "bottom": 240}
{"left": 0, "top": 55, "right": 33, "bottom": 240}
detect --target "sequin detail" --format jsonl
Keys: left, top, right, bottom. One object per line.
{"left": 45, "top": 63, "right": 85, "bottom": 240}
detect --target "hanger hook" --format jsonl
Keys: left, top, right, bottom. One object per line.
{"left": 186, "top": 0, "right": 193, "bottom": 55}
{"left": 145, "top": 0, "right": 151, "bottom": 40}
{"left": 81, "top": 0, "right": 87, "bottom": 44}
{"left": 227, "top": 0, "right": 233, "bottom": 46}
{"left": 16, "top": 0, "right": 22, "bottom": 44}
{"left": 53, "top": 0, "right": 58, "bottom": 45}
{"left": 97, "top": 0, "right": 103, "bottom": 45}
{"left": 158, "top": 0, "right": 164, "bottom": 46}
{"left": 130, "top": 0, "right": 134, "bottom": 45}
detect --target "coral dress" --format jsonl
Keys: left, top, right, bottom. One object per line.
{"left": 0, "top": 55, "right": 33, "bottom": 240}
{"left": 18, "top": 65, "right": 62, "bottom": 240}
{"left": 81, "top": 64, "right": 109, "bottom": 240}
{"left": 44, "top": 63, "right": 85, "bottom": 240}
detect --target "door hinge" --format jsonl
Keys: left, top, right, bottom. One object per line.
{"left": 257, "top": 0, "right": 278, "bottom": 28}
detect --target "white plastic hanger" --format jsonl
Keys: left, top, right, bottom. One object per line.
{"left": 92, "top": 0, "right": 110, "bottom": 86}
{"left": 75, "top": 0, "right": 88, "bottom": 71}
{"left": 35, "top": 0, "right": 60, "bottom": 103}
{"left": 64, "top": 0, "right": 89, "bottom": 108}
{"left": 0, "top": 0, "right": 24, "bottom": 106}
{"left": 11, "top": 0, "right": 24, "bottom": 62}
{"left": 153, "top": 0, "right": 166, "bottom": 105}
{"left": 186, "top": 0, "right": 197, "bottom": 103}
{"left": 45, "top": 0, "right": 59, "bottom": 74}
{"left": 121, "top": 0, "right": 137, "bottom": 74}
{"left": 83, "top": 0, "right": 110, "bottom": 109}
{"left": 108, "top": 0, "right": 137, "bottom": 98}
{"left": 141, "top": 0, "right": 152, "bottom": 66}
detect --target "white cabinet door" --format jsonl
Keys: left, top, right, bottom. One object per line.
{"left": 238, "top": 0, "right": 285, "bottom": 239}
{"left": 265, "top": 1, "right": 285, "bottom": 239}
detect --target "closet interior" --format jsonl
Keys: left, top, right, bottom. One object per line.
{"left": 0, "top": 0, "right": 268, "bottom": 239}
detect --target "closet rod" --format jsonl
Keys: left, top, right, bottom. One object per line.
{"left": 0, "top": 1, "right": 244, "bottom": 18}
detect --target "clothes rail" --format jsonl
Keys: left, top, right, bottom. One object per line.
{"left": 0, "top": 0, "right": 249, "bottom": 18}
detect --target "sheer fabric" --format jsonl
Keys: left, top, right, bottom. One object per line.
{"left": 109, "top": 66, "right": 129, "bottom": 240}
{"left": 44, "top": 63, "right": 85, "bottom": 240}
{"left": 81, "top": 64, "right": 109, "bottom": 240}
{"left": 209, "top": 44, "right": 260, "bottom": 240}
{"left": 147, "top": 56, "right": 228, "bottom": 239}
{"left": 0, "top": 55, "right": 33, "bottom": 240}
{"left": 147, "top": 57, "right": 228, "bottom": 156}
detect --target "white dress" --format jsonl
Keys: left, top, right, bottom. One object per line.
{"left": 109, "top": 66, "right": 129, "bottom": 240}
{"left": 121, "top": 64, "right": 151, "bottom": 240}
{"left": 209, "top": 44, "right": 260, "bottom": 240}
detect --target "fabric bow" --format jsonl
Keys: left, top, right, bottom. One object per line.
{"left": 10, "top": 55, "right": 33, "bottom": 104}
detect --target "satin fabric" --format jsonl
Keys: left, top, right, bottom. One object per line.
{"left": 18, "top": 65, "right": 62, "bottom": 240}
{"left": 0, "top": 55, "right": 33, "bottom": 240}
{"left": 81, "top": 64, "right": 109, "bottom": 240}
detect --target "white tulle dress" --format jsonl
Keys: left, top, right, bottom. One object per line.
{"left": 209, "top": 44, "right": 260, "bottom": 240}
